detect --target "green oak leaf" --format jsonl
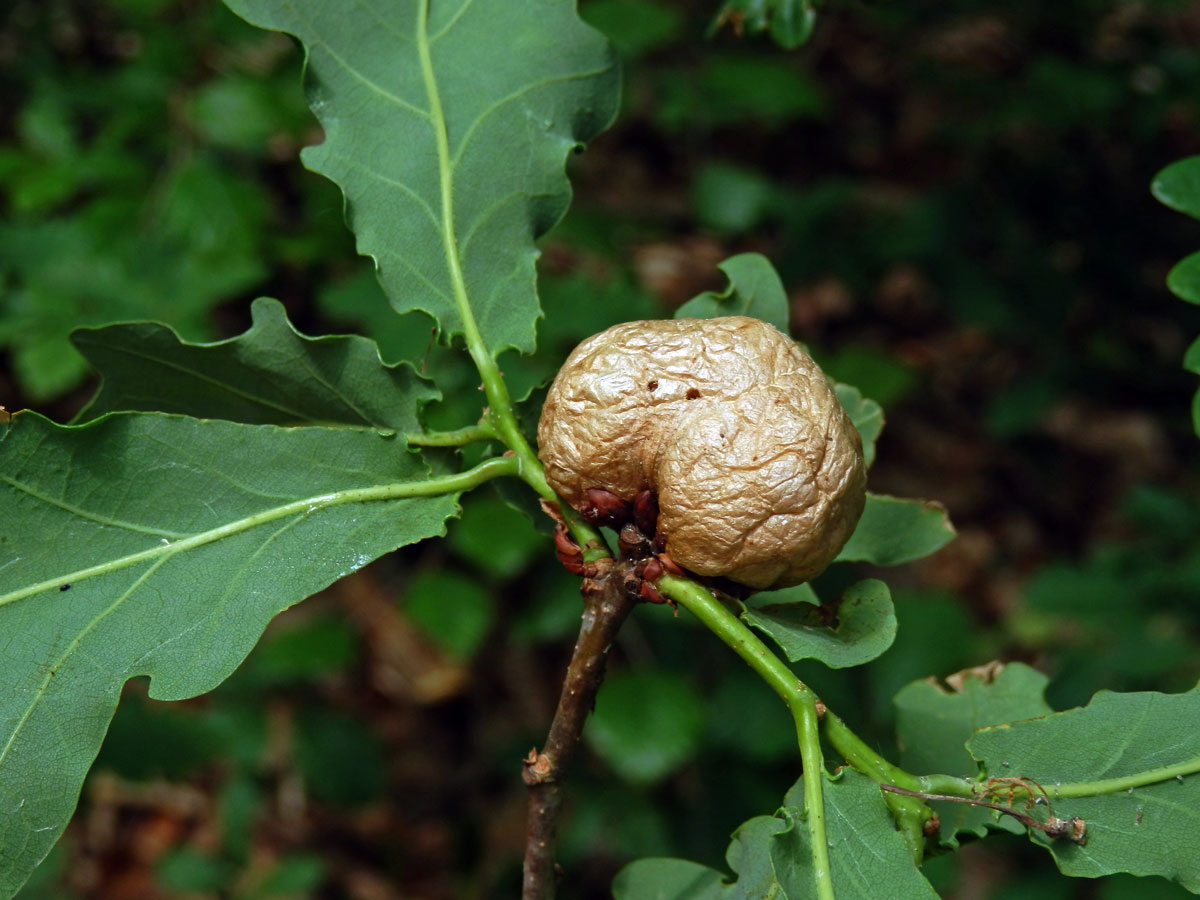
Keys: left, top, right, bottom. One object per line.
{"left": 72, "top": 298, "right": 436, "bottom": 429}
{"left": 1153, "top": 157, "right": 1200, "bottom": 438}
{"left": 1187, "top": 336, "right": 1200, "bottom": 436}
{"left": 1167, "top": 250, "right": 1200, "bottom": 305}
{"left": 1152, "top": 156, "right": 1200, "bottom": 221}
{"left": 835, "top": 493, "right": 955, "bottom": 566}
{"left": 221, "top": 0, "right": 619, "bottom": 357}
{"left": 741, "top": 579, "right": 896, "bottom": 668}
{"left": 674, "top": 253, "right": 790, "bottom": 334}
{"left": 724, "top": 813, "right": 807, "bottom": 897}
{"left": 893, "top": 662, "right": 1053, "bottom": 845}
{"left": 613, "top": 771, "right": 938, "bottom": 899}
{"left": 835, "top": 382, "right": 883, "bottom": 468}
{"left": 967, "top": 683, "right": 1200, "bottom": 891}
{"left": 774, "top": 771, "right": 939, "bottom": 898}
{"left": 0, "top": 411, "right": 473, "bottom": 899}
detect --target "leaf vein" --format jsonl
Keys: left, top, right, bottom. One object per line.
{"left": 358, "top": 0, "right": 414, "bottom": 44}
{"left": 330, "top": 153, "right": 443, "bottom": 234}
{"left": 287, "top": 0, "right": 428, "bottom": 120}
{"left": 449, "top": 63, "right": 618, "bottom": 173}
{"left": 201, "top": 513, "right": 309, "bottom": 649}
{"left": 426, "top": 0, "right": 475, "bottom": 44}
{"left": 372, "top": 245, "right": 458, "bottom": 312}
{"left": 456, "top": 190, "right": 526, "bottom": 259}
{"left": 0, "top": 556, "right": 169, "bottom": 771}
{"left": 0, "top": 472, "right": 185, "bottom": 540}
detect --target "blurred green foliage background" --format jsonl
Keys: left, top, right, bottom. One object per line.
{"left": 3, "top": 0, "right": 1200, "bottom": 898}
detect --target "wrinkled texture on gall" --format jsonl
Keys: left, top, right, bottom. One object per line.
{"left": 537, "top": 316, "right": 866, "bottom": 588}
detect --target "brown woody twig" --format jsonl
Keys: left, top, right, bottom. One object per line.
{"left": 880, "top": 784, "right": 1087, "bottom": 845}
{"left": 522, "top": 560, "right": 636, "bottom": 899}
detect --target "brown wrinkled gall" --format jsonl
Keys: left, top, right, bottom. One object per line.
{"left": 537, "top": 316, "right": 867, "bottom": 590}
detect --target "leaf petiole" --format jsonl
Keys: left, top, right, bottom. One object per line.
{"left": 657, "top": 574, "right": 942, "bottom": 870}
{"left": 821, "top": 708, "right": 931, "bottom": 860}
{"left": 406, "top": 422, "right": 498, "bottom": 447}
{"left": 656, "top": 574, "right": 835, "bottom": 900}
{"left": 822, "top": 709, "right": 921, "bottom": 789}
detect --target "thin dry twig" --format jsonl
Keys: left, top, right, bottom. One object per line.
{"left": 521, "top": 561, "right": 635, "bottom": 900}
{"left": 880, "top": 783, "right": 1087, "bottom": 845}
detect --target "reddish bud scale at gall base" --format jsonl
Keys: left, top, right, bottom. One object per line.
{"left": 537, "top": 316, "right": 866, "bottom": 590}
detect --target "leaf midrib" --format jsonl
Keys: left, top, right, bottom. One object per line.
{"left": 416, "top": 0, "right": 476, "bottom": 349}
{"left": 0, "top": 457, "right": 516, "bottom": 609}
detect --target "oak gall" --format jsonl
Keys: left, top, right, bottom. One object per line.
{"left": 537, "top": 316, "right": 866, "bottom": 589}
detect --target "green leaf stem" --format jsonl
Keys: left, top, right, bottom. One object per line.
{"left": 655, "top": 574, "right": 834, "bottom": 900}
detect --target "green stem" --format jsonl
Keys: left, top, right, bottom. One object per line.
{"left": 915, "top": 774, "right": 979, "bottom": 796}
{"left": 657, "top": 575, "right": 834, "bottom": 900}
{"left": 822, "top": 711, "right": 929, "bottom": 861}
{"left": 823, "top": 712, "right": 920, "bottom": 790}
{"left": 0, "top": 456, "right": 519, "bottom": 609}
{"left": 406, "top": 423, "right": 498, "bottom": 447}
{"left": 657, "top": 575, "right": 936, "bottom": 869}
{"left": 415, "top": 1, "right": 608, "bottom": 562}
{"left": 918, "top": 757, "right": 1200, "bottom": 800}
{"left": 657, "top": 576, "right": 817, "bottom": 705}
{"left": 793, "top": 699, "right": 835, "bottom": 900}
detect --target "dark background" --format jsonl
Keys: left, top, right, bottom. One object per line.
{"left": 3, "top": 0, "right": 1200, "bottom": 897}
